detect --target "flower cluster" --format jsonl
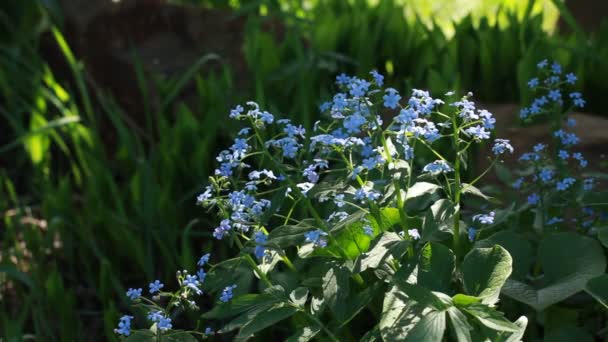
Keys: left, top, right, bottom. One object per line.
{"left": 114, "top": 253, "right": 219, "bottom": 337}
{"left": 513, "top": 61, "right": 603, "bottom": 230}
{"left": 520, "top": 60, "right": 585, "bottom": 120}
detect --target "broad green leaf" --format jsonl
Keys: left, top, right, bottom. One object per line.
{"left": 380, "top": 283, "right": 447, "bottom": 341}
{"left": 289, "top": 287, "right": 309, "bottom": 307}
{"left": 475, "top": 231, "right": 533, "bottom": 280}
{"left": 267, "top": 219, "right": 316, "bottom": 248}
{"left": 452, "top": 294, "right": 481, "bottom": 307}
{"left": 597, "top": 227, "right": 608, "bottom": 249}
{"left": 447, "top": 307, "right": 472, "bottom": 342}
{"left": 161, "top": 332, "right": 198, "bottom": 341}
{"left": 235, "top": 303, "right": 298, "bottom": 341}
{"left": 322, "top": 265, "right": 350, "bottom": 322}
{"left": 357, "top": 232, "right": 408, "bottom": 272}
{"left": 421, "top": 199, "right": 456, "bottom": 242}
{"left": 202, "top": 257, "right": 253, "bottom": 293}
{"left": 542, "top": 326, "right": 594, "bottom": 342}
{"left": 462, "top": 304, "right": 519, "bottom": 332}
{"left": 460, "top": 183, "right": 492, "bottom": 201}
{"left": 462, "top": 246, "right": 512, "bottom": 305}
{"left": 125, "top": 331, "right": 155, "bottom": 341}
{"left": 417, "top": 242, "right": 455, "bottom": 292}
{"left": 405, "top": 182, "right": 442, "bottom": 213}
{"left": 585, "top": 274, "right": 608, "bottom": 308}
{"left": 502, "top": 233, "right": 605, "bottom": 311}
{"left": 203, "top": 285, "right": 284, "bottom": 319}
{"left": 285, "top": 325, "right": 321, "bottom": 342}
{"left": 317, "top": 207, "right": 403, "bottom": 260}
{"left": 398, "top": 282, "right": 451, "bottom": 311}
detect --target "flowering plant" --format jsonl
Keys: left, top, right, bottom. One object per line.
{"left": 114, "top": 63, "right": 608, "bottom": 341}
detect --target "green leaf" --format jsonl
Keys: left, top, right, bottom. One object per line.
{"left": 421, "top": 199, "right": 456, "bottom": 242}
{"left": 357, "top": 232, "right": 409, "bottom": 272}
{"left": 452, "top": 294, "right": 481, "bottom": 307}
{"left": 597, "top": 227, "right": 608, "bottom": 248}
{"left": 285, "top": 325, "right": 321, "bottom": 342}
{"left": 235, "top": 303, "right": 298, "bottom": 341}
{"left": 289, "top": 287, "right": 309, "bottom": 307}
{"left": 502, "top": 233, "right": 606, "bottom": 311}
{"left": 405, "top": 182, "right": 442, "bottom": 213}
{"left": 543, "top": 326, "right": 594, "bottom": 342}
{"left": 267, "top": 219, "right": 316, "bottom": 248}
{"left": 24, "top": 112, "right": 50, "bottom": 164}
{"left": 161, "top": 332, "right": 198, "bottom": 342}
{"left": 322, "top": 265, "right": 350, "bottom": 322}
{"left": 203, "top": 286, "right": 284, "bottom": 319}
{"left": 417, "top": 242, "right": 455, "bottom": 293}
{"left": 460, "top": 183, "right": 492, "bottom": 201}
{"left": 462, "top": 304, "right": 519, "bottom": 332}
{"left": 380, "top": 283, "right": 448, "bottom": 341}
{"left": 462, "top": 246, "right": 512, "bottom": 305}
{"left": 475, "top": 231, "right": 533, "bottom": 280}
{"left": 585, "top": 274, "right": 608, "bottom": 308}
{"left": 447, "top": 307, "right": 473, "bottom": 342}
{"left": 125, "top": 331, "right": 155, "bottom": 342}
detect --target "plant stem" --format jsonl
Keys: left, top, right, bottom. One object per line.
{"left": 451, "top": 114, "right": 462, "bottom": 262}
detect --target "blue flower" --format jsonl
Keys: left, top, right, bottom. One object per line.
{"left": 354, "top": 188, "right": 381, "bottom": 202}
{"left": 149, "top": 280, "right": 164, "bottom": 294}
{"left": 537, "top": 59, "right": 548, "bottom": 69}
{"left": 566, "top": 118, "right": 577, "bottom": 127}
{"left": 220, "top": 284, "right": 237, "bottom": 302}
{"left": 533, "top": 143, "right": 546, "bottom": 152}
{"left": 527, "top": 78, "right": 539, "bottom": 88}
{"left": 158, "top": 317, "right": 172, "bottom": 331}
{"left": 584, "top": 178, "right": 594, "bottom": 191}
{"left": 336, "top": 73, "right": 350, "bottom": 85}
{"left": 512, "top": 177, "right": 524, "bottom": 189}
{"left": 114, "top": 315, "right": 134, "bottom": 336}
{"left": 334, "top": 194, "right": 346, "bottom": 207}
{"left": 126, "top": 288, "right": 142, "bottom": 300}
{"left": 551, "top": 62, "right": 562, "bottom": 74}
{"left": 558, "top": 150, "right": 569, "bottom": 160}
{"left": 343, "top": 113, "right": 367, "bottom": 134}
{"left": 408, "top": 229, "right": 421, "bottom": 240}
{"left": 370, "top": 70, "right": 384, "bottom": 86}
{"left": 422, "top": 160, "right": 453, "bottom": 174}
{"left": 229, "top": 105, "right": 244, "bottom": 118}
{"left": 304, "top": 229, "right": 328, "bottom": 248}
{"left": 254, "top": 231, "right": 268, "bottom": 259}
{"left": 527, "top": 193, "right": 540, "bottom": 205}
{"left": 468, "top": 227, "right": 476, "bottom": 242}
{"left": 572, "top": 152, "right": 588, "bottom": 167}
{"left": 213, "top": 219, "right": 232, "bottom": 240}
{"left": 204, "top": 327, "right": 214, "bottom": 335}
{"left": 565, "top": 73, "right": 577, "bottom": 84}
{"left": 473, "top": 212, "right": 495, "bottom": 225}
{"left": 197, "top": 253, "right": 211, "bottom": 267}
{"left": 538, "top": 168, "right": 554, "bottom": 183}
{"left": 197, "top": 268, "right": 207, "bottom": 283}
{"left": 492, "top": 139, "right": 514, "bottom": 155}
{"left": 383, "top": 88, "right": 401, "bottom": 109}
{"left": 363, "top": 225, "right": 374, "bottom": 236}
{"left": 464, "top": 125, "right": 490, "bottom": 141}
{"left": 148, "top": 311, "right": 164, "bottom": 322}
{"left": 548, "top": 89, "right": 561, "bottom": 102}
{"left": 197, "top": 186, "right": 213, "bottom": 204}
{"left": 349, "top": 79, "right": 371, "bottom": 97}
{"left": 183, "top": 274, "right": 202, "bottom": 295}
{"left": 556, "top": 177, "right": 575, "bottom": 191}
{"left": 546, "top": 217, "right": 563, "bottom": 225}
{"left": 519, "top": 152, "right": 539, "bottom": 161}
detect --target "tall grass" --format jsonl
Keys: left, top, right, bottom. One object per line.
{"left": 1, "top": 0, "right": 608, "bottom": 339}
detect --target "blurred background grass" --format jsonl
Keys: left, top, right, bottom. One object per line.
{"left": 1, "top": 0, "right": 607, "bottom": 339}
